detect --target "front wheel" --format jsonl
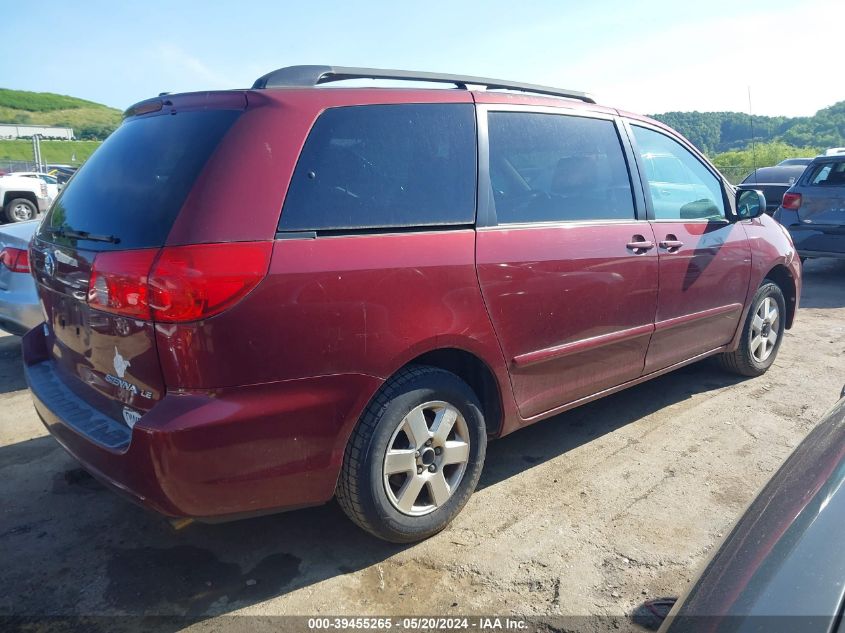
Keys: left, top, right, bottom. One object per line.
{"left": 716, "top": 281, "right": 786, "bottom": 377}
{"left": 336, "top": 365, "right": 487, "bottom": 543}
{"left": 4, "top": 198, "right": 37, "bottom": 222}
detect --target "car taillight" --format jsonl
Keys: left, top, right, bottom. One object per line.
{"left": 87, "top": 242, "right": 272, "bottom": 323}
{"left": 782, "top": 192, "right": 802, "bottom": 210}
{"left": 87, "top": 249, "right": 158, "bottom": 319}
{"left": 0, "top": 247, "right": 30, "bottom": 273}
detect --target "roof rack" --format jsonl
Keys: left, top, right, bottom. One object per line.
{"left": 251, "top": 65, "right": 595, "bottom": 104}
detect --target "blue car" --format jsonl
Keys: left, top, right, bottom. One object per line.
{"left": 774, "top": 155, "right": 845, "bottom": 260}
{"left": 0, "top": 220, "right": 41, "bottom": 335}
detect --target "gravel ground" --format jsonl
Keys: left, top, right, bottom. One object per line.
{"left": 1, "top": 258, "right": 843, "bottom": 632}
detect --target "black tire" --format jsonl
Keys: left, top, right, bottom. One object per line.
{"left": 716, "top": 281, "right": 786, "bottom": 377}
{"left": 4, "top": 197, "right": 37, "bottom": 223}
{"left": 336, "top": 365, "right": 487, "bottom": 543}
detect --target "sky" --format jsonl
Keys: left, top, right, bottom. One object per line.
{"left": 1, "top": 0, "right": 842, "bottom": 117}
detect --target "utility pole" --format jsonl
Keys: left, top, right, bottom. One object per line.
{"left": 31, "top": 134, "right": 43, "bottom": 172}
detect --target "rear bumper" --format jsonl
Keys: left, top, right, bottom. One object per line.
{"left": 775, "top": 208, "right": 845, "bottom": 257}
{"left": 22, "top": 326, "right": 382, "bottom": 519}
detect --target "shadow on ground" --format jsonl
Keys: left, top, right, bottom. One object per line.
{"left": 0, "top": 333, "right": 25, "bottom": 395}
{"left": 800, "top": 258, "right": 845, "bottom": 309}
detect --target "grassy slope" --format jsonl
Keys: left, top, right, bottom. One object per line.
{"left": 0, "top": 88, "right": 121, "bottom": 138}
{"left": 0, "top": 140, "right": 101, "bottom": 164}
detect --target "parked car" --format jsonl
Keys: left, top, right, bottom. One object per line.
{"left": 0, "top": 174, "right": 50, "bottom": 223}
{"left": 823, "top": 147, "right": 845, "bottom": 156}
{"left": 23, "top": 66, "right": 801, "bottom": 543}
{"left": 737, "top": 165, "right": 808, "bottom": 214}
{"left": 773, "top": 154, "right": 845, "bottom": 260}
{"left": 776, "top": 157, "right": 813, "bottom": 166}
{"left": 0, "top": 220, "right": 41, "bottom": 335}
{"left": 8, "top": 171, "right": 61, "bottom": 201}
{"left": 661, "top": 386, "right": 845, "bottom": 633}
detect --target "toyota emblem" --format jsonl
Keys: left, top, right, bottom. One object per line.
{"left": 44, "top": 252, "right": 56, "bottom": 277}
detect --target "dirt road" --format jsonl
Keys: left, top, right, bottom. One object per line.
{"left": 2, "top": 259, "right": 843, "bottom": 631}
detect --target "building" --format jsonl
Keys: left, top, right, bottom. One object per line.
{"left": 0, "top": 124, "right": 74, "bottom": 140}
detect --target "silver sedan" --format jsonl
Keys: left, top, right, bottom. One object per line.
{"left": 0, "top": 220, "right": 41, "bottom": 336}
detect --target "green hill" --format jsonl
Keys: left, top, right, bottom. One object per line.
{"left": 0, "top": 88, "right": 121, "bottom": 140}
{"left": 651, "top": 101, "right": 845, "bottom": 155}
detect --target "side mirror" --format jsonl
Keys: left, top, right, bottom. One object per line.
{"left": 736, "top": 189, "right": 767, "bottom": 220}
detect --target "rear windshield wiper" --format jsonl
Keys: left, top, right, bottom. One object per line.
{"left": 46, "top": 227, "right": 121, "bottom": 244}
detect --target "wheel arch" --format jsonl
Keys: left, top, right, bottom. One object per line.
{"left": 764, "top": 263, "right": 797, "bottom": 329}
{"left": 3, "top": 191, "right": 38, "bottom": 207}
{"left": 400, "top": 348, "right": 504, "bottom": 439}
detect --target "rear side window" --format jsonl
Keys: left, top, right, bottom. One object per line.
{"left": 279, "top": 104, "right": 476, "bottom": 232}
{"left": 487, "top": 112, "right": 635, "bottom": 224}
{"left": 37, "top": 110, "right": 240, "bottom": 251}
{"left": 808, "top": 161, "right": 845, "bottom": 185}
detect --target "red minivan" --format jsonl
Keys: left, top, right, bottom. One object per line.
{"left": 24, "top": 66, "right": 801, "bottom": 542}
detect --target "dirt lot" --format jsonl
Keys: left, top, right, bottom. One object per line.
{"left": 1, "top": 259, "right": 844, "bottom": 632}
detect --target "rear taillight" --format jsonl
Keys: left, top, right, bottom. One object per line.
{"left": 0, "top": 247, "right": 30, "bottom": 273}
{"left": 782, "top": 192, "right": 802, "bottom": 210}
{"left": 87, "top": 242, "right": 272, "bottom": 323}
{"left": 87, "top": 249, "right": 158, "bottom": 319}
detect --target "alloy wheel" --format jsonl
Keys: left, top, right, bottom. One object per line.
{"left": 12, "top": 202, "right": 34, "bottom": 221}
{"left": 750, "top": 296, "right": 780, "bottom": 363}
{"left": 383, "top": 401, "right": 471, "bottom": 516}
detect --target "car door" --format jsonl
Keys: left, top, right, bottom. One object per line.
{"left": 627, "top": 122, "right": 751, "bottom": 373}
{"left": 475, "top": 105, "right": 659, "bottom": 420}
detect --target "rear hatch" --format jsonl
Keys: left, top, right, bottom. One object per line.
{"left": 738, "top": 166, "right": 807, "bottom": 213}
{"left": 793, "top": 158, "right": 845, "bottom": 252}
{"left": 30, "top": 102, "right": 242, "bottom": 426}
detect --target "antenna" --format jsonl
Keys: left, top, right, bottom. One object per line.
{"left": 748, "top": 86, "right": 757, "bottom": 185}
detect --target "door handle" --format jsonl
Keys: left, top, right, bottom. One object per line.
{"left": 659, "top": 236, "right": 684, "bottom": 251}
{"left": 626, "top": 236, "right": 655, "bottom": 254}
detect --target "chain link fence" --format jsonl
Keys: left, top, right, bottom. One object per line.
{"left": 715, "top": 165, "right": 759, "bottom": 185}
{"left": 0, "top": 160, "right": 42, "bottom": 174}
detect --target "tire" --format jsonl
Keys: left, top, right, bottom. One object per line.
{"left": 716, "top": 281, "right": 786, "bottom": 377}
{"left": 336, "top": 365, "right": 487, "bottom": 543}
{"left": 4, "top": 198, "right": 37, "bottom": 223}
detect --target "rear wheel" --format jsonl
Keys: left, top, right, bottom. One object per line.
{"left": 716, "top": 281, "right": 786, "bottom": 376}
{"left": 336, "top": 365, "right": 487, "bottom": 543}
{"left": 4, "top": 198, "right": 37, "bottom": 222}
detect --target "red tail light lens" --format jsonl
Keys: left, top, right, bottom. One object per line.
{"left": 782, "top": 192, "right": 802, "bottom": 210}
{"left": 87, "top": 249, "right": 158, "bottom": 319}
{"left": 0, "top": 247, "right": 30, "bottom": 273}
{"left": 86, "top": 242, "right": 272, "bottom": 323}
{"left": 149, "top": 242, "right": 272, "bottom": 322}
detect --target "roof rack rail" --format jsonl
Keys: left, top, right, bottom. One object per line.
{"left": 251, "top": 65, "right": 595, "bottom": 104}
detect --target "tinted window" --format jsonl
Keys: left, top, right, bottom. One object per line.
{"left": 38, "top": 110, "right": 239, "bottom": 251}
{"left": 808, "top": 160, "right": 845, "bottom": 185}
{"left": 279, "top": 104, "right": 476, "bottom": 231}
{"left": 487, "top": 112, "right": 635, "bottom": 223}
{"left": 632, "top": 125, "right": 725, "bottom": 220}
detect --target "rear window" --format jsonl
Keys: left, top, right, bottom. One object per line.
{"left": 808, "top": 160, "right": 845, "bottom": 186}
{"left": 279, "top": 104, "right": 476, "bottom": 232}
{"left": 38, "top": 109, "right": 239, "bottom": 251}
{"left": 741, "top": 167, "right": 805, "bottom": 185}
